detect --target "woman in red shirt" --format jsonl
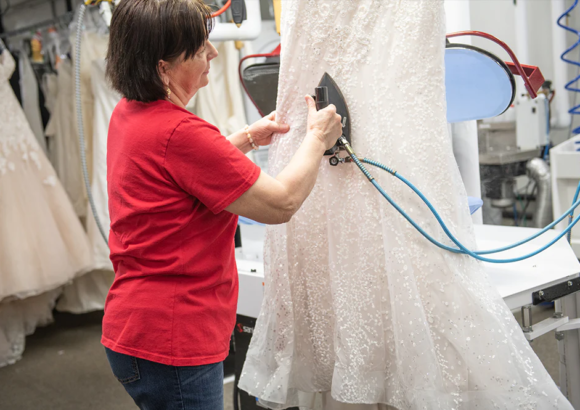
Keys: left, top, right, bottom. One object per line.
{"left": 102, "top": 0, "right": 342, "bottom": 409}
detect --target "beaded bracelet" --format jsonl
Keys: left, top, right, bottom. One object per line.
{"left": 244, "top": 125, "right": 258, "bottom": 151}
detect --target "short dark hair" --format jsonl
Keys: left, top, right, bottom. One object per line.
{"left": 106, "top": 0, "right": 213, "bottom": 103}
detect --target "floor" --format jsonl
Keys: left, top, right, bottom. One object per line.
{"left": 0, "top": 311, "right": 235, "bottom": 410}
{"left": 0, "top": 305, "right": 561, "bottom": 410}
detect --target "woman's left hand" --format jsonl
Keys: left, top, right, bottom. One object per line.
{"left": 249, "top": 111, "right": 290, "bottom": 147}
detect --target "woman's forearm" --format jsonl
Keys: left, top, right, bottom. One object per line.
{"left": 227, "top": 130, "right": 252, "bottom": 154}
{"left": 275, "top": 132, "right": 327, "bottom": 212}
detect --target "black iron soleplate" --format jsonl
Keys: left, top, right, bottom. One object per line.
{"left": 316, "top": 73, "right": 351, "bottom": 156}
{"left": 532, "top": 276, "right": 580, "bottom": 305}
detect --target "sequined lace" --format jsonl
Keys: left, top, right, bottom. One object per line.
{"left": 238, "top": 1, "right": 572, "bottom": 409}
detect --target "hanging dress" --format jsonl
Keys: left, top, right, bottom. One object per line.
{"left": 238, "top": 1, "right": 573, "bottom": 409}
{"left": 0, "top": 44, "right": 92, "bottom": 366}
{"left": 57, "top": 59, "right": 119, "bottom": 313}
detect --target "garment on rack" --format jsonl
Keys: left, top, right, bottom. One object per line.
{"left": 187, "top": 41, "right": 247, "bottom": 135}
{"left": 45, "top": 60, "right": 87, "bottom": 218}
{"left": 19, "top": 51, "right": 47, "bottom": 154}
{"left": 0, "top": 43, "right": 92, "bottom": 366}
{"left": 58, "top": 59, "right": 119, "bottom": 313}
{"left": 238, "top": 1, "right": 573, "bottom": 409}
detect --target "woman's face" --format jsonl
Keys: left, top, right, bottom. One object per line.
{"left": 161, "top": 40, "right": 219, "bottom": 107}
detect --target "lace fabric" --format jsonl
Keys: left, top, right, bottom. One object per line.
{"left": 238, "top": 1, "right": 572, "bottom": 409}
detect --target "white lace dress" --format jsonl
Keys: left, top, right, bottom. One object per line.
{"left": 238, "top": 1, "right": 573, "bottom": 409}
{"left": 0, "top": 45, "right": 92, "bottom": 366}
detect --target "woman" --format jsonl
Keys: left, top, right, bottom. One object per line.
{"left": 101, "top": 0, "right": 342, "bottom": 408}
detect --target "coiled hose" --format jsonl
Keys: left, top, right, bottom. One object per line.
{"left": 343, "top": 148, "right": 580, "bottom": 263}
{"left": 75, "top": 4, "right": 109, "bottom": 245}
{"left": 557, "top": 0, "right": 580, "bottom": 135}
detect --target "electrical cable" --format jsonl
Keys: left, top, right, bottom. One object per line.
{"left": 557, "top": 0, "right": 580, "bottom": 135}
{"left": 75, "top": 4, "right": 109, "bottom": 245}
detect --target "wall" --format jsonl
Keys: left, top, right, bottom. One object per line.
{"left": 467, "top": 0, "right": 580, "bottom": 139}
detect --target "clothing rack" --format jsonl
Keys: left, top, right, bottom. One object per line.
{"left": 0, "top": 11, "right": 72, "bottom": 39}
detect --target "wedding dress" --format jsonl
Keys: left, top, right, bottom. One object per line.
{"left": 0, "top": 44, "right": 92, "bottom": 366}
{"left": 238, "top": 1, "right": 573, "bottom": 409}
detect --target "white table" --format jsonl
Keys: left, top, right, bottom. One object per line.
{"left": 237, "top": 224, "right": 580, "bottom": 316}
{"left": 474, "top": 224, "right": 580, "bottom": 310}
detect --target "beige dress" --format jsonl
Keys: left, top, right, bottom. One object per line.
{"left": 0, "top": 45, "right": 92, "bottom": 366}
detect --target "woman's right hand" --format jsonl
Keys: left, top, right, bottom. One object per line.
{"left": 226, "top": 95, "right": 345, "bottom": 224}
{"left": 305, "top": 95, "right": 343, "bottom": 151}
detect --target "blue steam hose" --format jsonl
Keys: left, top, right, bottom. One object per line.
{"left": 568, "top": 182, "right": 580, "bottom": 243}
{"left": 338, "top": 137, "right": 580, "bottom": 264}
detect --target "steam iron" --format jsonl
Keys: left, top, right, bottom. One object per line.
{"left": 314, "top": 73, "right": 351, "bottom": 165}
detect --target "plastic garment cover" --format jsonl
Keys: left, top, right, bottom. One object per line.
{"left": 57, "top": 59, "right": 119, "bottom": 313}
{"left": 45, "top": 60, "right": 87, "bottom": 218}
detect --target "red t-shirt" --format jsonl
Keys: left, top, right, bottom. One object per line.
{"left": 101, "top": 99, "right": 260, "bottom": 366}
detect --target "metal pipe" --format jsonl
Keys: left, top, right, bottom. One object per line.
{"left": 527, "top": 158, "right": 553, "bottom": 228}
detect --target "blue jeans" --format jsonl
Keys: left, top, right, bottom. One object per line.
{"left": 105, "top": 347, "right": 223, "bottom": 410}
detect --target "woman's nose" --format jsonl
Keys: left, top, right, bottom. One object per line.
{"left": 207, "top": 41, "right": 219, "bottom": 60}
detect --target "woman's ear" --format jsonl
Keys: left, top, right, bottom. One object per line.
{"left": 158, "top": 60, "right": 170, "bottom": 87}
